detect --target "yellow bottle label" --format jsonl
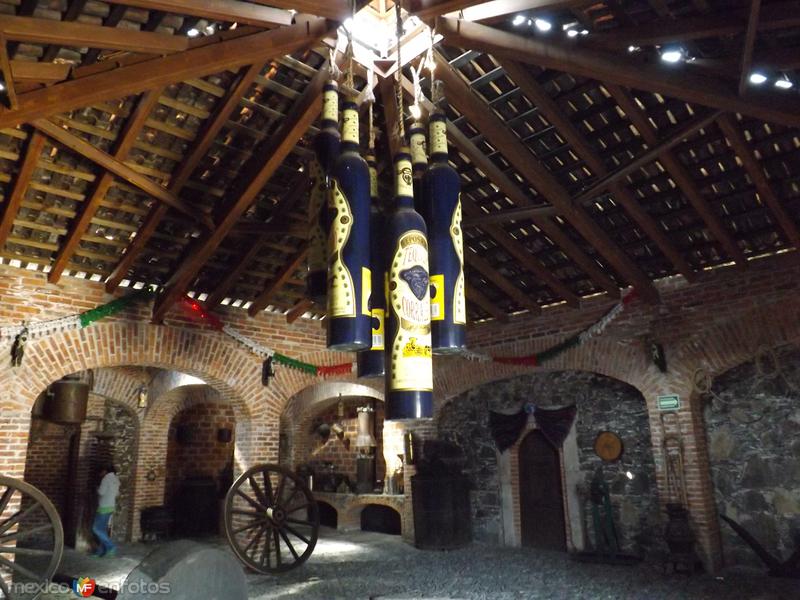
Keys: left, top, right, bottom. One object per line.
{"left": 430, "top": 118, "right": 448, "bottom": 155}
{"left": 389, "top": 230, "right": 433, "bottom": 392}
{"left": 396, "top": 157, "right": 414, "bottom": 198}
{"left": 323, "top": 88, "right": 339, "bottom": 122}
{"left": 410, "top": 128, "right": 428, "bottom": 166}
{"left": 451, "top": 196, "right": 466, "bottom": 324}
{"left": 327, "top": 178, "right": 355, "bottom": 318}
{"left": 342, "top": 108, "right": 359, "bottom": 144}
{"left": 430, "top": 273, "right": 445, "bottom": 321}
{"left": 362, "top": 266, "right": 371, "bottom": 317}
{"left": 371, "top": 307, "right": 385, "bottom": 351}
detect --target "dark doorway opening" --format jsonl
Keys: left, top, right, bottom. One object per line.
{"left": 519, "top": 430, "right": 566, "bottom": 551}
{"left": 360, "top": 504, "right": 401, "bottom": 535}
{"left": 318, "top": 501, "right": 338, "bottom": 528}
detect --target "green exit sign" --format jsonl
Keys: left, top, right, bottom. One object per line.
{"left": 657, "top": 394, "right": 681, "bottom": 411}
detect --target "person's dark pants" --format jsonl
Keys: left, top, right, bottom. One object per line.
{"left": 92, "top": 512, "right": 116, "bottom": 556}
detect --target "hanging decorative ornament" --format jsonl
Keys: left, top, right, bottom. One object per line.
{"left": 357, "top": 153, "right": 387, "bottom": 378}
{"left": 326, "top": 99, "right": 372, "bottom": 351}
{"left": 409, "top": 120, "right": 428, "bottom": 220}
{"left": 385, "top": 149, "right": 433, "bottom": 420}
{"left": 306, "top": 159, "right": 328, "bottom": 303}
{"left": 424, "top": 110, "right": 466, "bottom": 353}
{"left": 309, "top": 80, "right": 341, "bottom": 303}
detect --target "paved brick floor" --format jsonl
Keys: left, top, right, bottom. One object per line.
{"left": 42, "top": 528, "right": 798, "bottom": 599}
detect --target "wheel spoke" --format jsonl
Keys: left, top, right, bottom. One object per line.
{"left": 285, "top": 518, "right": 314, "bottom": 527}
{"left": 274, "top": 474, "right": 287, "bottom": 505}
{"left": 262, "top": 471, "right": 275, "bottom": 506}
{"left": 243, "top": 525, "right": 264, "bottom": 559}
{"left": 0, "top": 488, "right": 14, "bottom": 517}
{"left": 286, "top": 502, "right": 310, "bottom": 515}
{"left": 273, "top": 528, "right": 281, "bottom": 567}
{"left": 0, "top": 523, "right": 53, "bottom": 544}
{"left": 248, "top": 476, "right": 268, "bottom": 509}
{"left": 0, "top": 546, "right": 52, "bottom": 557}
{"left": 235, "top": 490, "right": 265, "bottom": 512}
{"left": 278, "top": 529, "right": 300, "bottom": 561}
{"left": 0, "top": 503, "right": 41, "bottom": 537}
{"left": 0, "top": 573, "right": 13, "bottom": 600}
{"left": 283, "top": 524, "right": 311, "bottom": 546}
{"left": 263, "top": 522, "right": 271, "bottom": 570}
{"left": 230, "top": 508, "right": 260, "bottom": 518}
{"left": 232, "top": 520, "right": 265, "bottom": 536}
{"left": 0, "top": 554, "right": 42, "bottom": 582}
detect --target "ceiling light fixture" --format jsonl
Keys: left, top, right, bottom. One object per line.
{"left": 566, "top": 29, "right": 579, "bottom": 38}
{"left": 775, "top": 77, "right": 794, "bottom": 90}
{"left": 186, "top": 27, "right": 200, "bottom": 37}
{"left": 512, "top": 14, "right": 526, "bottom": 26}
{"left": 660, "top": 48, "right": 683, "bottom": 63}
{"left": 534, "top": 18, "right": 552, "bottom": 32}
{"left": 749, "top": 72, "right": 767, "bottom": 85}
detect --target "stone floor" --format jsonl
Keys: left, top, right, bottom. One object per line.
{"left": 42, "top": 529, "right": 798, "bottom": 599}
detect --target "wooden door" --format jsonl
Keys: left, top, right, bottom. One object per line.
{"left": 519, "top": 430, "right": 566, "bottom": 551}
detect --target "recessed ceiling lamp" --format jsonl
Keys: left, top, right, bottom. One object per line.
{"left": 566, "top": 29, "right": 579, "bottom": 38}
{"left": 186, "top": 27, "right": 200, "bottom": 37}
{"left": 775, "top": 76, "right": 794, "bottom": 90}
{"left": 749, "top": 72, "right": 768, "bottom": 85}
{"left": 534, "top": 18, "right": 552, "bottom": 32}
{"left": 660, "top": 48, "right": 683, "bottom": 63}
{"left": 512, "top": 14, "right": 526, "bottom": 26}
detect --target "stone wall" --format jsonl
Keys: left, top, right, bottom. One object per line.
{"left": 438, "top": 371, "right": 661, "bottom": 557}
{"left": 706, "top": 344, "right": 800, "bottom": 568}
{"left": 102, "top": 402, "right": 138, "bottom": 542}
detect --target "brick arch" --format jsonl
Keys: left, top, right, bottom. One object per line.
{"left": 433, "top": 335, "right": 650, "bottom": 404}
{"left": 317, "top": 493, "right": 407, "bottom": 535}
{"left": 91, "top": 368, "right": 149, "bottom": 420}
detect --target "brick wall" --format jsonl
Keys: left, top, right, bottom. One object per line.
{"left": 164, "top": 402, "right": 236, "bottom": 504}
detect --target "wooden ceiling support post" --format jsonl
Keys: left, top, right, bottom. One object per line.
{"left": 436, "top": 54, "right": 659, "bottom": 303}
{"left": 247, "top": 244, "right": 310, "bottom": 316}
{"left": 739, "top": 0, "right": 762, "bottom": 96}
{"left": 499, "top": 59, "right": 696, "bottom": 282}
{"left": 0, "top": 34, "right": 18, "bottom": 110}
{"left": 286, "top": 298, "right": 314, "bottom": 324}
{"left": 151, "top": 65, "right": 328, "bottom": 323}
{"left": 0, "top": 131, "right": 45, "bottom": 249}
{"left": 380, "top": 75, "right": 403, "bottom": 160}
{"left": 716, "top": 114, "right": 800, "bottom": 249}
{"left": 436, "top": 16, "right": 800, "bottom": 128}
{"left": 48, "top": 88, "right": 164, "bottom": 284}
{"left": 105, "top": 63, "right": 265, "bottom": 293}
{"left": 102, "top": 0, "right": 294, "bottom": 28}
{"left": 33, "top": 118, "right": 212, "bottom": 229}
{"left": 606, "top": 85, "right": 748, "bottom": 266}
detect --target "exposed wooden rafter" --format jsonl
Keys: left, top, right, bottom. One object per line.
{"left": 436, "top": 53, "right": 659, "bottom": 303}
{"left": 450, "top": 1, "right": 589, "bottom": 24}
{"left": 605, "top": 85, "right": 748, "bottom": 266}
{"left": 716, "top": 114, "right": 800, "bottom": 249}
{"left": 739, "top": 0, "right": 762, "bottom": 96}
{"left": 103, "top": 0, "right": 294, "bottom": 28}
{"left": 0, "top": 131, "right": 45, "bottom": 249}
{"left": 436, "top": 16, "right": 800, "bottom": 128}
{"left": 48, "top": 88, "right": 164, "bottom": 284}
{"left": 466, "top": 281, "right": 509, "bottom": 321}
{"left": 248, "top": 244, "right": 310, "bottom": 316}
{"left": 105, "top": 63, "right": 265, "bottom": 293}
{"left": 0, "top": 17, "right": 329, "bottom": 130}
{"left": 151, "top": 64, "right": 328, "bottom": 323}
{"left": 286, "top": 298, "right": 314, "bottom": 324}
{"left": 499, "top": 59, "right": 696, "bottom": 282}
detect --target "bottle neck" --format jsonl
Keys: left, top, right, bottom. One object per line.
{"left": 321, "top": 84, "right": 339, "bottom": 129}
{"left": 341, "top": 107, "right": 360, "bottom": 150}
{"left": 429, "top": 117, "right": 448, "bottom": 161}
{"left": 394, "top": 155, "right": 415, "bottom": 209}
{"left": 410, "top": 125, "right": 428, "bottom": 170}
{"left": 367, "top": 155, "right": 378, "bottom": 201}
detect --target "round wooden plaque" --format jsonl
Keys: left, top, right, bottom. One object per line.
{"left": 594, "top": 431, "right": 623, "bottom": 462}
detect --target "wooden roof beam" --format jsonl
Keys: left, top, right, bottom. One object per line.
{"left": 447, "top": 1, "right": 589, "bottom": 24}
{"left": 436, "top": 53, "right": 659, "bottom": 303}
{"left": 286, "top": 298, "right": 314, "bottom": 324}
{"left": 10, "top": 61, "right": 70, "bottom": 83}
{"left": 716, "top": 114, "right": 800, "bottom": 249}
{"left": 466, "top": 281, "right": 509, "bottom": 322}
{"left": 33, "top": 118, "right": 212, "bottom": 229}
{"left": 409, "top": 0, "right": 487, "bottom": 20}
{"left": 245, "top": 0, "right": 351, "bottom": 20}
{"left": 48, "top": 88, "right": 163, "bottom": 284}
{"left": 41, "top": 0, "right": 89, "bottom": 63}
{"left": 0, "top": 131, "right": 45, "bottom": 249}
{"left": 248, "top": 244, "right": 310, "bottom": 316}
{"left": 739, "top": 0, "right": 761, "bottom": 96}
{"left": 0, "top": 15, "right": 188, "bottom": 54}
{"left": 606, "top": 85, "right": 748, "bottom": 266}
{"left": 436, "top": 16, "right": 800, "bottom": 128}
{"left": 466, "top": 248, "right": 541, "bottom": 313}
{"left": 105, "top": 63, "right": 264, "bottom": 293}
{"left": 103, "top": 0, "right": 294, "bottom": 28}
{"left": 151, "top": 65, "right": 327, "bottom": 323}
{"left": 0, "top": 17, "right": 328, "bottom": 130}
{"left": 499, "top": 59, "right": 696, "bottom": 282}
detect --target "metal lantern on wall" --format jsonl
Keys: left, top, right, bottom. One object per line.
{"left": 42, "top": 377, "right": 89, "bottom": 424}
{"left": 423, "top": 110, "right": 466, "bottom": 353}
{"left": 384, "top": 148, "right": 433, "bottom": 420}
{"left": 357, "top": 153, "right": 387, "bottom": 378}
{"left": 327, "top": 99, "right": 372, "bottom": 351}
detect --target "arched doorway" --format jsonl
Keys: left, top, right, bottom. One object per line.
{"left": 519, "top": 430, "right": 566, "bottom": 551}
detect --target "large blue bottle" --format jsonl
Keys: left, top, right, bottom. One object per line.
{"left": 385, "top": 149, "right": 433, "bottom": 420}
{"left": 327, "top": 100, "right": 371, "bottom": 351}
{"left": 424, "top": 111, "right": 466, "bottom": 353}
{"left": 357, "top": 153, "right": 386, "bottom": 378}
{"left": 409, "top": 120, "right": 428, "bottom": 220}
{"left": 309, "top": 80, "right": 341, "bottom": 303}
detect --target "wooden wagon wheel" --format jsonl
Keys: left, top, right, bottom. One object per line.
{"left": 224, "top": 464, "right": 319, "bottom": 575}
{"left": 0, "top": 476, "right": 64, "bottom": 600}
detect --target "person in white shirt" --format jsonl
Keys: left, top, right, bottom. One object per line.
{"left": 92, "top": 465, "right": 120, "bottom": 557}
